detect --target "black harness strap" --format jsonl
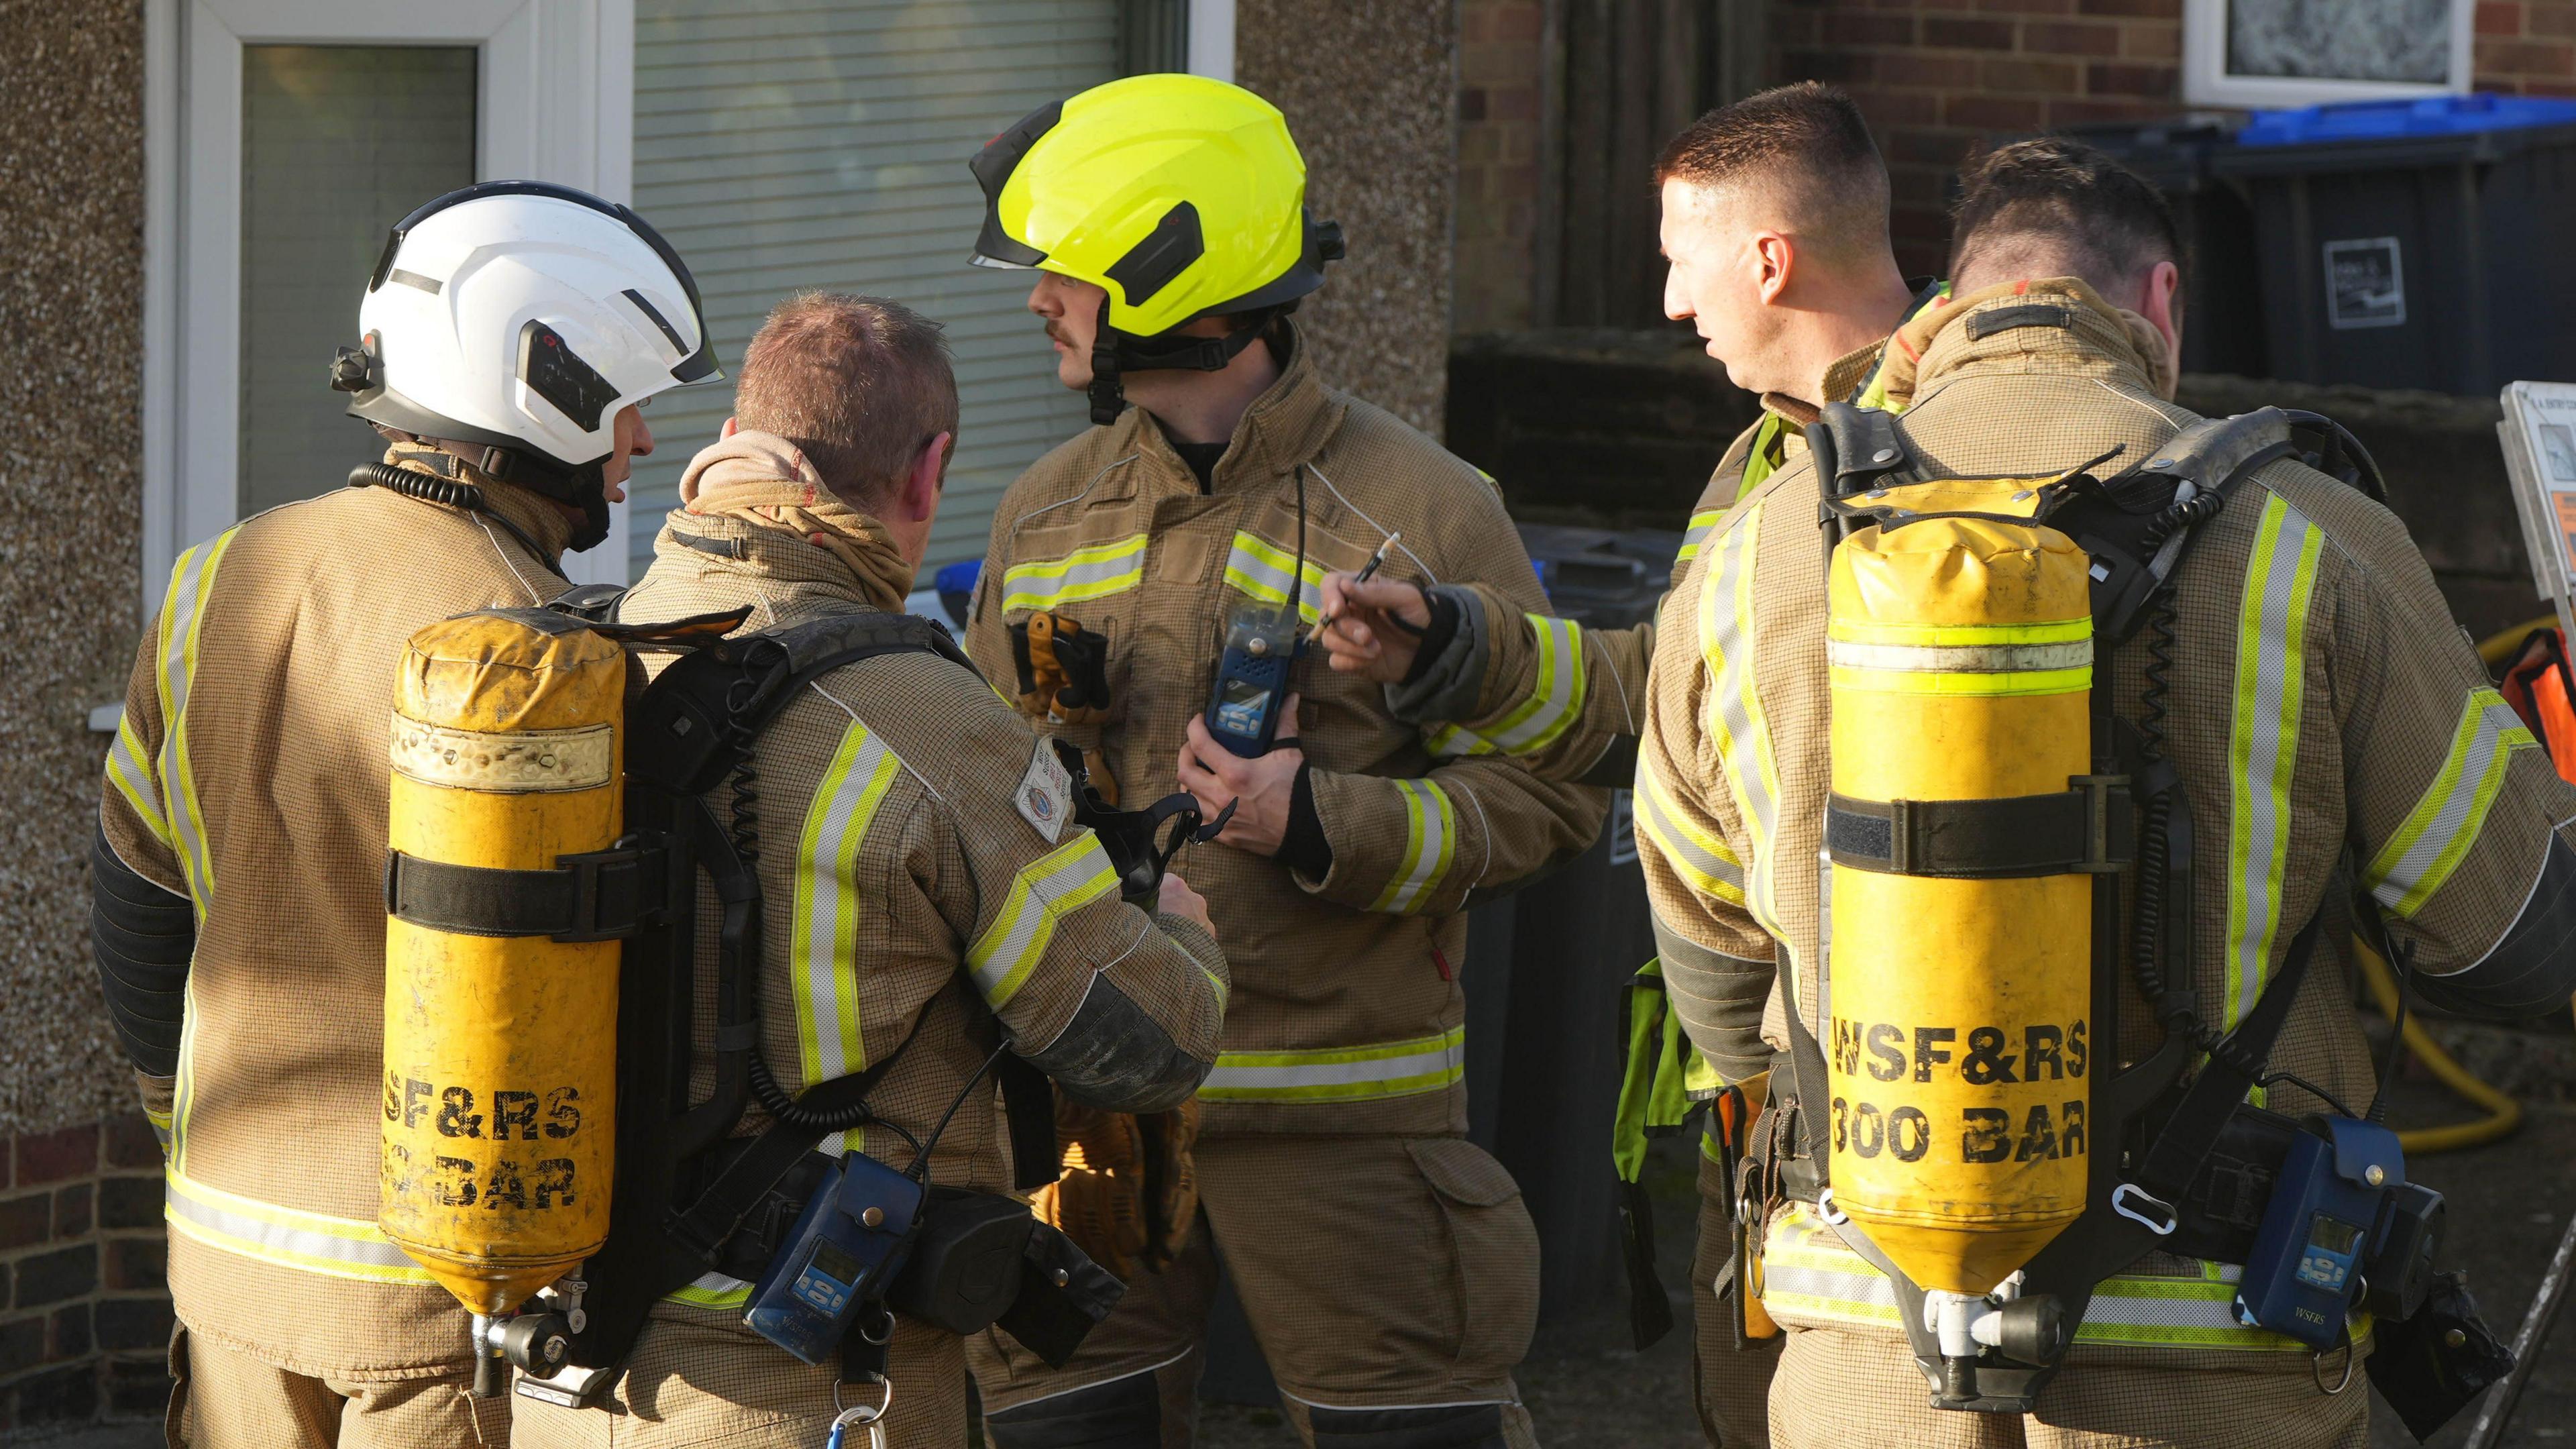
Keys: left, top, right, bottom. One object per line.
{"left": 1825, "top": 785, "right": 2132, "bottom": 879}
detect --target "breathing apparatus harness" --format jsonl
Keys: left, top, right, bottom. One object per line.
{"left": 1750, "top": 390, "right": 2503, "bottom": 1423}
{"left": 382, "top": 588, "right": 1218, "bottom": 1405}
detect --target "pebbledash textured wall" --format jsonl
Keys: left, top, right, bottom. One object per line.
{"left": 1, "top": 7, "right": 149, "bottom": 1145}
{"left": 1236, "top": 0, "right": 1460, "bottom": 436}
{"left": 0, "top": 1, "right": 170, "bottom": 1434}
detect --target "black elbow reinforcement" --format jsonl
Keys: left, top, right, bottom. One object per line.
{"left": 1650, "top": 918, "right": 1774, "bottom": 1083}
{"left": 1020, "top": 976, "right": 1209, "bottom": 1114}
{"left": 91, "top": 828, "right": 193, "bottom": 1077}
{"left": 2414, "top": 832, "right": 2576, "bottom": 1022}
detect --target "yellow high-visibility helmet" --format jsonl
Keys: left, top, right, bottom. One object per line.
{"left": 969, "top": 74, "right": 1344, "bottom": 422}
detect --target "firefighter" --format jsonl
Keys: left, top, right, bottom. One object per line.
{"left": 89, "top": 182, "right": 709, "bottom": 1446}
{"left": 1635, "top": 138, "right": 2576, "bottom": 1448}
{"left": 1313, "top": 83, "right": 1943, "bottom": 1449}
{"left": 960, "top": 74, "right": 1606, "bottom": 1448}
{"left": 499, "top": 293, "right": 1230, "bottom": 1446}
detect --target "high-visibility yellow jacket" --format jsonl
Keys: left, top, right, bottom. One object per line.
{"left": 967, "top": 329, "right": 1606, "bottom": 1138}
{"left": 1637, "top": 278, "right": 2576, "bottom": 1366}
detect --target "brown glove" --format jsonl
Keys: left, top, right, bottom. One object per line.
{"left": 1007, "top": 612, "right": 1120, "bottom": 804}
{"left": 1032, "top": 1093, "right": 1200, "bottom": 1279}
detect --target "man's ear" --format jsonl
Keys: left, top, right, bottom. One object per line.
{"left": 2141, "top": 259, "right": 2183, "bottom": 378}
{"left": 1753, "top": 231, "right": 1795, "bottom": 305}
{"left": 900, "top": 431, "right": 953, "bottom": 523}
{"left": 721, "top": 415, "right": 739, "bottom": 439}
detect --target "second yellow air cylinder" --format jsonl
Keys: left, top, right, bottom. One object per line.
{"left": 1824, "top": 500, "right": 2094, "bottom": 1296}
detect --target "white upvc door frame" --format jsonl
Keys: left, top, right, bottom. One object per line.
{"left": 140, "top": 0, "right": 635, "bottom": 618}
{"left": 1186, "top": 0, "right": 1235, "bottom": 80}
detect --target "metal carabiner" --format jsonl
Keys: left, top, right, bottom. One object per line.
{"left": 2110, "top": 1183, "right": 2178, "bottom": 1236}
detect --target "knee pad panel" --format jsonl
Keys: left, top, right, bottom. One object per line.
{"left": 984, "top": 1367, "right": 1160, "bottom": 1449}
{"left": 1306, "top": 1402, "right": 1507, "bottom": 1449}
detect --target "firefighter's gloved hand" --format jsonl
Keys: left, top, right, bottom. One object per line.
{"left": 1316, "top": 572, "right": 1433, "bottom": 684}
{"left": 1178, "top": 699, "right": 1303, "bottom": 857}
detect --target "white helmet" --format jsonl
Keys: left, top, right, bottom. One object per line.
{"left": 331, "top": 181, "right": 719, "bottom": 550}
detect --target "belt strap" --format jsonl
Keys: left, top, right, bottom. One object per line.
{"left": 1825, "top": 781, "right": 2131, "bottom": 879}
{"left": 384, "top": 841, "right": 669, "bottom": 943}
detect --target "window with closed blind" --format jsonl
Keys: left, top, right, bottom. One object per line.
{"left": 627, "top": 1, "right": 1132, "bottom": 580}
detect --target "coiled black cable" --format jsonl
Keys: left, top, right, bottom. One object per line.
{"left": 348, "top": 460, "right": 552, "bottom": 564}
{"left": 2127, "top": 488, "right": 2228, "bottom": 1033}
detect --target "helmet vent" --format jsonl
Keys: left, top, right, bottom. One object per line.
{"left": 517, "top": 320, "right": 621, "bottom": 432}
{"left": 621, "top": 287, "right": 689, "bottom": 357}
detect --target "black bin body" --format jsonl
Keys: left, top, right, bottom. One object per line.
{"left": 2212, "top": 109, "right": 2576, "bottom": 394}
{"left": 2065, "top": 117, "right": 2269, "bottom": 378}
{"left": 1475, "top": 524, "right": 1673, "bottom": 1322}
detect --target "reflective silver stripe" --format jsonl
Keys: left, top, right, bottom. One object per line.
{"left": 1480, "top": 614, "right": 1586, "bottom": 754}
{"left": 968, "top": 836, "right": 1120, "bottom": 1008}
{"left": 157, "top": 530, "right": 238, "bottom": 916}
{"left": 1222, "top": 531, "right": 1326, "bottom": 625}
{"left": 1825, "top": 639, "right": 2092, "bottom": 674}
{"left": 1675, "top": 509, "right": 1722, "bottom": 568}
{"left": 1697, "top": 503, "right": 1782, "bottom": 938}
{"left": 1366, "top": 779, "right": 1456, "bottom": 914}
{"left": 1199, "top": 1026, "right": 1468, "bottom": 1103}
{"left": 164, "top": 1170, "right": 437, "bottom": 1285}
{"left": 792, "top": 720, "right": 904, "bottom": 1157}
{"left": 2363, "top": 689, "right": 2538, "bottom": 918}
{"left": 2223, "top": 495, "right": 2326, "bottom": 1037}
{"left": 1635, "top": 757, "right": 1746, "bottom": 906}
{"left": 1002, "top": 534, "right": 1148, "bottom": 612}
{"left": 104, "top": 711, "right": 169, "bottom": 845}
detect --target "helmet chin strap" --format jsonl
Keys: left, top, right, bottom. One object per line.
{"left": 1085, "top": 297, "right": 1279, "bottom": 427}
{"left": 407, "top": 432, "right": 613, "bottom": 553}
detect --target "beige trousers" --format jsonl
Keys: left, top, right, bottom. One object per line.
{"left": 168, "top": 1321, "right": 510, "bottom": 1448}
{"left": 506, "top": 1308, "right": 968, "bottom": 1448}
{"left": 1767, "top": 1326, "right": 2369, "bottom": 1449}
{"left": 969, "top": 1133, "right": 1543, "bottom": 1446}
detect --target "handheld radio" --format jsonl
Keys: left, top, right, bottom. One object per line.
{"left": 1203, "top": 609, "right": 1301, "bottom": 757}
{"left": 2233, "top": 1115, "right": 2443, "bottom": 1348}
{"left": 744, "top": 1152, "right": 926, "bottom": 1364}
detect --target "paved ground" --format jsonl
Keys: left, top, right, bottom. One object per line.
{"left": 15, "top": 1087, "right": 2569, "bottom": 1447}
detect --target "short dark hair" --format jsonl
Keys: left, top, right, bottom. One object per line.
{"left": 1949, "top": 138, "right": 2186, "bottom": 315}
{"left": 734, "top": 292, "right": 959, "bottom": 511}
{"left": 1654, "top": 83, "right": 1890, "bottom": 256}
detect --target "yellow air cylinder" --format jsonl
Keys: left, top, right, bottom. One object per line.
{"left": 380, "top": 612, "right": 624, "bottom": 1317}
{"left": 1825, "top": 499, "right": 2094, "bottom": 1296}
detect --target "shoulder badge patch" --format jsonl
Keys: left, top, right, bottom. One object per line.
{"left": 1016, "top": 740, "right": 1074, "bottom": 843}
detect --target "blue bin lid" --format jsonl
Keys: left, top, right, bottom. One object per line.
{"left": 934, "top": 558, "right": 981, "bottom": 594}
{"left": 2239, "top": 92, "right": 2576, "bottom": 147}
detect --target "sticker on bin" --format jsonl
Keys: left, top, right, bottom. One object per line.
{"left": 2324, "top": 237, "right": 2405, "bottom": 329}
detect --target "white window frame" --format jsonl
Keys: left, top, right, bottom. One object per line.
{"left": 2182, "top": 0, "right": 2473, "bottom": 109}
{"left": 140, "top": 0, "right": 636, "bottom": 617}
{"left": 1187, "top": 0, "right": 1235, "bottom": 80}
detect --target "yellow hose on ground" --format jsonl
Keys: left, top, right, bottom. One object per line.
{"left": 2477, "top": 614, "right": 2558, "bottom": 669}
{"left": 2350, "top": 932, "right": 2522, "bottom": 1154}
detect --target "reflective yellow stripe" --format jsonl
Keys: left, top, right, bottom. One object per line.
{"left": 2363, "top": 688, "right": 2537, "bottom": 918}
{"left": 1223, "top": 531, "right": 1326, "bottom": 625}
{"left": 1697, "top": 502, "right": 1784, "bottom": 943}
{"left": 1827, "top": 616, "right": 2091, "bottom": 648}
{"left": 2224, "top": 496, "right": 2325, "bottom": 1065}
{"left": 144, "top": 1106, "right": 172, "bottom": 1152}
{"left": 164, "top": 1169, "right": 438, "bottom": 1287}
{"left": 1827, "top": 663, "right": 2090, "bottom": 698}
{"left": 1001, "top": 534, "right": 1147, "bottom": 612}
{"left": 968, "top": 835, "right": 1120, "bottom": 1008}
{"left": 157, "top": 529, "right": 239, "bottom": 919}
{"left": 667, "top": 1271, "right": 752, "bottom": 1309}
{"left": 1760, "top": 1207, "right": 2322, "bottom": 1349}
{"left": 1200, "top": 1026, "right": 1466, "bottom": 1103}
{"left": 792, "top": 720, "right": 904, "bottom": 1156}
{"left": 1368, "top": 779, "right": 1457, "bottom": 914}
{"left": 104, "top": 712, "right": 170, "bottom": 848}
{"left": 1427, "top": 614, "right": 1587, "bottom": 759}
{"left": 1675, "top": 508, "right": 1724, "bottom": 569}
{"left": 1635, "top": 754, "right": 1745, "bottom": 908}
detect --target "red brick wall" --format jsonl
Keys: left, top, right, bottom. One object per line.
{"left": 1457, "top": 0, "right": 1549, "bottom": 332}
{"left": 0, "top": 1115, "right": 172, "bottom": 1432}
{"left": 1772, "top": 0, "right": 2188, "bottom": 276}
{"left": 2477, "top": 1, "right": 2576, "bottom": 93}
